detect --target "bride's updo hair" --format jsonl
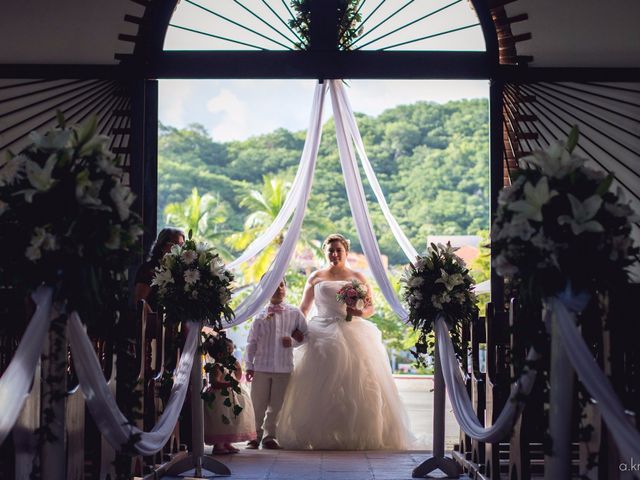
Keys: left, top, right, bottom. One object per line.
{"left": 322, "top": 233, "right": 350, "bottom": 252}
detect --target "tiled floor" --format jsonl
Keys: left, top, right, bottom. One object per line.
{"left": 161, "top": 449, "right": 468, "bottom": 479}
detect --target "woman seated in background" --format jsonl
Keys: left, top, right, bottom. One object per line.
{"left": 133, "top": 227, "right": 185, "bottom": 311}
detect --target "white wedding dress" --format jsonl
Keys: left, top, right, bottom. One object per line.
{"left": 278, "top": 280, "right": 414, "bottom": 450}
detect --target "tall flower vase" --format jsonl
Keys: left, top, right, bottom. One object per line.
{"left": 545, "top": 305, "right": 574, "bottom": 480}
{"left": 412, "top": 334, "right": 462, "bottom": 478}
{"left": 164, "top": 321, "right": 230, "bottom": 478}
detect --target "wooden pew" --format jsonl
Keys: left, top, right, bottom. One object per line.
{"left": 471, "top": 312, "right": 487, "bottom": 468}
{"left": 484, "top": 302, "right": 511, "bottom": 479}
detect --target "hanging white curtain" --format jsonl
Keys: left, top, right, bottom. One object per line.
{"left": 0, "top": 287, "right": 53, "bottom": 445}
{"left": 227, "top": 82, "right": 327, "bottom": 326}
{"left": 228, "top": 82, "right": 327, "bottom": 270}
{"left": 329, "top": 80, "right": 410, "bottom": 321}
{"left": 67, "top": 313, "right": 198, "bottom": 456}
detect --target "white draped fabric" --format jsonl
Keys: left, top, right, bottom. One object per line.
{"left": 227, "top": 83, "right": 327, "bottom": 326}
{"left": 552, "top": 297, "right": 640, "bottom": 463}
{"left": 67, "top": 313, "right": 198, "bottom": 456}
{"left": 227, "top": 83, "right": 326, "bottom": 271}
{"left": 329, "top": 81, "right": 410, "bottom": 321}
{"left": 333, "top": 83, "right": 419, "bottom": 263}
{"left": 435, "top": 316, "right": 538, "bottom": 442}
{"left": 0, "top": 286, "right": 53, "bottom": 445}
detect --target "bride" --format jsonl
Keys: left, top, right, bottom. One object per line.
{"left": 278, "top": 233, "right": 414, "bottom": 450}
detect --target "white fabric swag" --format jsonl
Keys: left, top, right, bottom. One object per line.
{"left": 67, "top": 313, "right": 198, "bottom": 456}
{"left": 0, "top": 287, "right": 53, "bottom": 445}
{"left": 552, "top": 297, "right": 640, "bottom": 464}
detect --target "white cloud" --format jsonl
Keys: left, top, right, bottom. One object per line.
{"left": 206, "top": 88, "right": 252, "bottom": 140}
{"left": 158, "top": 80, "right": 194, "bottom": 127}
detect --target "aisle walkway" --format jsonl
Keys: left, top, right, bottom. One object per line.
{"left": 161, "top": 449, "right": 468, "bottom": 479}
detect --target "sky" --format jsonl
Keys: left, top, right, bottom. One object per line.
{"left": 159, "top": 79, "right": 490, "bottom": 142}
{"left": 158, "top": 0, "right": 489, "bottom": 142}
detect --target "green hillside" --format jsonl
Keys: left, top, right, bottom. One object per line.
{"left": 158, "top": 98, "right": 489, "bottom": 266}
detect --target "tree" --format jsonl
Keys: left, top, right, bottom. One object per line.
{"left": 226, "top": 176, "right": 331, "bottom": 283}
{"left": 164, "top": 187, "right": 234, "bottom": 259}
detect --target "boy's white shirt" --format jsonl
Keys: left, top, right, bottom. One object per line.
{"left": 245, "top": 303, "right": 308, "bottom": 373}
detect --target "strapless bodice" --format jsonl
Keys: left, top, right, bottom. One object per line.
{"left": 313, "top": 280, "right": 348, "bottom": 318}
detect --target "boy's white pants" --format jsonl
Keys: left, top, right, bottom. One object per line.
{"left": 250, "top": 371, "right": 291, "bottom": 442}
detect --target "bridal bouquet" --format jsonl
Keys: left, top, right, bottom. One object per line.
{"left": 153, "top": 232, "right": 234, "bottom": 329}
{"left": 0, "top": 115, "right": 141, "bottom": 330}
{"left": 402, "top": 242, "right": 477, "bottom": 362}
{"left": 492, "top": 127, "right": 638, "bottom": 306}
{"left": 336, "top": 280, "right": 369, "bottom": 322}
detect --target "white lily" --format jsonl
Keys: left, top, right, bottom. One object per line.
{"left": 508, "top": 177, "right": 557, "bottom": 222}
{"left": 494, "top": 253, "right": 518, "bottom": 277}
{"left": 519, "top": 141, "right": 585, "bottom": 178}
{"left": 25, "top": 245, "right": 42, "bottom": 261}
{"left": 28, "top": 130, "right": 71, "bottom": 151}
{"left": 610, "top": 235, "right": 631, "bottom": 261}
{"left": 79, "top": 134, "right": 110, "bottom": 157}
{"left": 407, "top": 276, "right": 424, "bottom": 288}
{"left": 435, "top": 271, "right": 464, "bottom": 291}
{"left": 97, "top": 156, "right": 123, "bottom": 176}
{"left": 75, "top": 170, "right": 104, "bottom": 207}
{"left": 558, "top": 194, "right": 604, "bottom": 235}
{"left": 110, "top": 183, "right": 135, "bottom": 221}
{"left": 128, "top": 224, "right": 144, "bottom": 239}
{"left": 152, "top": 268, "right": 174, "bottom": 287}
{"left": 170, "top": 244, "right": 182, "bottom": 256}
{"left": 26, "top": 154, "right": 57, "bottom": 191}
{"left": 436, "top": 242, "right": 458, "bottom": 257}
{"left": 105, "top": 226, "right": 122, "bottom": 250}
{"left": 496, "top": 214, "right": 536, "bottom": 241}
{"left": 0, "top": 154, "right": 27, "bottom": 185}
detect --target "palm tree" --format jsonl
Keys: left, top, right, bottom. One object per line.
{"left": 163, "top": 187, "right": 234, "bottom": 259}
{"left": 226, "top": 175, "right": 330, "bottom": 283}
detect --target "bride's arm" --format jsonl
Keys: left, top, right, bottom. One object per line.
{"left": 299, "top": 273, "right": 317, "bottom": 317}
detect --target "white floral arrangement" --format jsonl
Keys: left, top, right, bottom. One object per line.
{"left": 401, "top": 242, "right": 478, "bottom": 362}
{"left": 0, "top": 115, "right": 142, "bottom": 326}
{"left": 153, "top": 232, "right": 234, "bottom": 328}
{"left": 492, "top": 127, "right": 639, "bottom": 304}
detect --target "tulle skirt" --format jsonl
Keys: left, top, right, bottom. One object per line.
{"left": 278, "top": 315, "right": 414, "bottom": 450}
{"left": 204, "top": 385, "right": 257, "bottom": 444}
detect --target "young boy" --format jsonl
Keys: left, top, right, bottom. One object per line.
{"left": 245, "top": 278, "right": 307, "bottom": 449}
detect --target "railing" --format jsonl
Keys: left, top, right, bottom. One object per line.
{"left": 0, "top": 297, "right": 189, "bottom": 479}
{"left": 451, "top": 294, "right": 640, "bottom": 480}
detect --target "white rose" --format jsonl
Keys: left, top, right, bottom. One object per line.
{"left": 355, "top": 299, "right": 365, "bottom": 310}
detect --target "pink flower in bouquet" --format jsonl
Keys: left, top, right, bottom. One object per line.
{"left": 336, "top": 280, "right": 369, "bottom": 322}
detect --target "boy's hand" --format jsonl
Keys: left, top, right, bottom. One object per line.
{"left": 291, "top": 329, "right": 304, "bottom": 343}
{"left": 246, "top": 370, "right": 254, "bottom": 382}
{"left": 281, "top": 336, "right": 293, "bottom": 348}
